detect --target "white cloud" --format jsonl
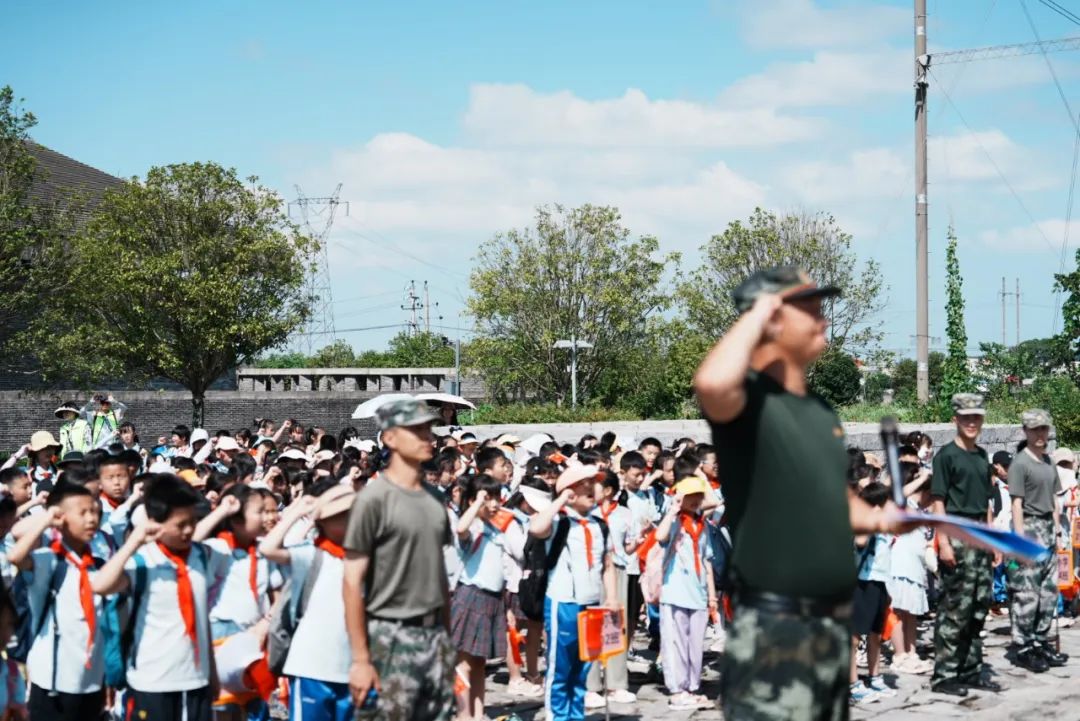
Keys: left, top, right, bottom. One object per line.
{"left": 720, "top": 49, "right": 908, "bottom": 109}
{"left": 735, "top": 0, "right": 907, "bottom": 51}
{"left": 462, "top": 83, "right": 822, "bottom": 147}
{"left": 782, "top": 148, "right": 908, "bottom": 204}
{"left": 979, "top": 219, "right": 1078, "bottom": 252}
{"left": 930, "top": 130, "right": 1054, "bottom": 191}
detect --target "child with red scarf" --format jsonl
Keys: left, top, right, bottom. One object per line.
{"left": 92, "top": 474, "right": 231, "bottom": 721}
{"left": 8, "top": 481, "right": 105, "bottom": 721}
{"left": 655, "top": 476, "right": 717, "bottom": 711}
{"left": 261, "top": 481, "right": 356, "bottom": 721}
{"left": 194, "top": 484, "right": 284, "bottom": 720}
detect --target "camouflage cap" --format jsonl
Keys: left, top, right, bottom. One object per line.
{"left": 1021, "top": 408, "right": 1053, "bottom": 430}
{"left": 375, "top": 397, "right": 439, "bottom": 432}
{"left": 951, "top": 393, "right": 986, "bottom": 416}
{"left": 732, "top": 266, "right": 841, "bottom": 314}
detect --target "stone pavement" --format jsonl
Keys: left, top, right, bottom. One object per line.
{"left": 482, "top": 614, "right": 1080, "bottom": 720}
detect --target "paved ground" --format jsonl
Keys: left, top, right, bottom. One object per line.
{"left": 483, "top": 613, "right": 1080, "bottom": 720}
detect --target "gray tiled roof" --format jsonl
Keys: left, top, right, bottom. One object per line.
{"left": 25, "top": 141, "right": 123, "bottom": 223}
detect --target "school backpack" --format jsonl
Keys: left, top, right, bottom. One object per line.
{"left": 8, "top": 561, "right": 66, "bottom": 664}
{"left": 267, "top": 549, "right": 325, "bottom": 676}
{"left": 102, "top": 554, "right": 147, "bottom": 688}
{"left": 708, "top": 523, "right": 733, "bottom": 594}
{"left": 518, "top": 516, "right": 609, "bottom": 622}
{"left": 640, "top": 525, "right": 681, "bottom": 605}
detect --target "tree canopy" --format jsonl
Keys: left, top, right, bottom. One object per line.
{"left": 467, "top": 204, "right": 677, "bottom": 404}
{"left": 679, "top": 208, "right": 886, "bottom": 355}
{"left": 18, "top": 162, "right": 315, "bottom": 425}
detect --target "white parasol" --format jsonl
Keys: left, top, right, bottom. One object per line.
{"left": 351, "top": 393, "right": 415, "bottom": 419}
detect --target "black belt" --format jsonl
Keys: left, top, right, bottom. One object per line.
{"left": 734, "top": 588, "right": 853, "bottom": 620}
{"left": 369, "top": 609, "right": 443, "bottom": 628}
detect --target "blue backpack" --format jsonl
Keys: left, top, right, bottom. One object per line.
{"left": 101, "top": 554, "right": 147, "bottom": 689}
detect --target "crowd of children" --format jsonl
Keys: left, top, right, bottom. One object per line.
{"left": 0, "top": 401, "right": 1078, "bottom": 719}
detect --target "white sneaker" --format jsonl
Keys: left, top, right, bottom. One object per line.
{"left": 1059, "top": 617, "right": 1075, "bottom": 628}
{"left": 584, "top": 691, "right": 606, "bottom": 710}
{"left": 668, "top": 692, "right": 698, "bottom": 710}
{"left": 626, "top": 653, "right": 651, "bottom": 674}
{"left": 506, "top": 678, "right": 544, "bottom": 698}
{"left": 608, "top": 689, "right": 637, "bottom": 704}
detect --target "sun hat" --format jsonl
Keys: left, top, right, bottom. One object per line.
{"left": 555, "top": 464, "right": 604, "bottom": 494}
{"left": 316, "top": 484, "right": 357, "bottom": 520}
{"left": 177, "top": 469, "right": 203, "bottom": 488}
{"left": 58, "top": 451, "right": 85, "bottom": 468}
{"left": 673, "top": 476, "right": 711, "bottom": 497}
{"left": 1053, "top": 448, "right": 1075, "bottom": 466}
{"left": 495, "top": 433, "right": 522, "bottom": 447}
{"left": 216, "top": 436, "right": 241, "bottom": 453}
{"left": 190, "top": 428, "right": 210, "bottom": 445}
{"left": 28, "top": 431, "right": 60, "bottom": 453}
{"left": 309, "top": 449, "right": 335, "bottom": 469}
{"left": 53, "top": 401, "right": 80, "bottom": 419}
{"left": 343, "top": 438, "right": 377, "bottom": 453}
{"left": 277, "top": 448, "right": 308, "bottom": 463}
{"left": 518, "top": 485, "right": 553, "bottom": 514}
{"left": 452, "top": 429, "right": 479, "bottom": 445}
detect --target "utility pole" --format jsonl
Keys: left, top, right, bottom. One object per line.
{"left": 1000, "top": 277, "right": 1008, "bottom": 346}
{"left": 290, "top": 184, "right": 348, "bottom": 354}
{"left": 1016, "top": 277, "right": 1021, "bottom": 346}
{"left": 402, "top": 281, "right": 423, "bottom": 336}
{"left": 914, "top": 0, "right": 930, "bottom": 403}
{"left": 424, "top": 281, "right": 431, "bottom": 333}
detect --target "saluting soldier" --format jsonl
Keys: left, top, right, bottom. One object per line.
{"left": 695, "top": 266, "right": 913, "bottom": 720}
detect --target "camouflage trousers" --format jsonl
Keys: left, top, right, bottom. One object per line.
{"left": 366, "top": 619, "right": 455, "bottom": 721}
{"left": 1008, "top": 515, "right": 1058, "bottom": 647}
{"left": 932, "top": 537, "right": 992, "bottom": 686}
{"left": 720, "top": 604, "right": 851, "bottom": 721}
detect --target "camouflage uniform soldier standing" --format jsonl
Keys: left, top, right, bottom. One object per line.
{"left": 343, "top": 399, "right": 455, "bottom": 721}
{"left": 695, "top": 267, "right": 913, "bottom": 721}
{"left": 929, "top": 394, "right": 1003, "bottom": 697}
{"left": 1007, "top": 409, "right": 1069, "bottom": 673}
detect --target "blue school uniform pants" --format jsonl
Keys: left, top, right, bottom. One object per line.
{"left": 290, "top": 677, "right": 354, "bottom": 721}
{"left": 544, "top": 597, "right": 593, "bottom": 721}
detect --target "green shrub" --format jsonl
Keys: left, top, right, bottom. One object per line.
{"left": 459, "top": 403, "right": 642, "bottom": 425}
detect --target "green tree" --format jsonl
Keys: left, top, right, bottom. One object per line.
{"left": 891, "top": 352, "right": 945, "bottom": 401}
{"left": 679, "top": 208, "right": 886, "bottom": 354}
{"left": 253, "top": 351, "right": 309, "bottom": 368}
{"left": 1055, "top": 256, "right": 1080, "bottom": 385}
{"left": 939, "top": 227, "right": 973, "bottom": 407}
{"left": 388, "top": 331, "right": 454, "bottom": 367}
{"left": 309, "top": 340, "right": 356, "bottom": 367}
{"left": 0, "top": 86, "right": 77, "bottom": 369}
{"left": 20, "top": 162, "right": 315, "bottom": 426}
{"left": 808, "top": 347, "right": 862, "bottom": 407}
{"left": 467, "top": 204, "right": 677, "bottom": 404}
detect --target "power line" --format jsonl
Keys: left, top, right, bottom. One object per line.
{"left": 929, "top": 66, "right": 1060, "bottom": 254}
{"left": 290, "top": 184, "right": 348, "bottom": 353}
{"left": 1036, "top": 0, "right": 1080, "bottom": 27}
{"left": 292, "top": 322, "right": 403, "bottom": 338}
{"left": 1021, "top": 0, "right": 1080, "bottom": 133}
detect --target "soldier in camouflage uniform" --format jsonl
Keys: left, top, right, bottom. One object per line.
{"left": 929, "top": 394, "right": 1001, "bottom": 696}
{"left": 343, "top": 398, "right": 455, "bottom": 721}
{"left": 1007, "top": 409, "right": 1069, "bottom": 672}
{"left": 695, "top": 267, "right": 918, "bottom": 720}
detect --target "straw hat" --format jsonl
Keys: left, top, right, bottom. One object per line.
{"left": 28, "top": 431, "right": 60, "bottom": 453}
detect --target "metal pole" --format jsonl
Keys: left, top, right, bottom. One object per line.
{"left": 915, "top": 0, "right": 930, "bottom": 403}
{"left": 1016, "top": 277, "right": 1021, "bottom": 346}
{"left": 571, "top": 337, "right": 578, "bottom": 410}
{"left": 1001, "top": 277, "right": 1007, "bottom": 346}
{"left": 453, "top": 323, "right": 461, "bottom": 396}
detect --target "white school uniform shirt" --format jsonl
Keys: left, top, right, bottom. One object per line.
{"left": 545, "top": 509, "right": 609, "bottom": 605}
{"left": 625, "top": 491, "right": 659, "bottom": 576}
{"left": 592, "top": 504, "right": 633, "bottom": 570}
{"left": 457, "top": 518, "right": 524, "bottom": 593}
{"left": 41, "top": 528, "right": 115, "bottom": 563}
{"left": 282, "top": 545, "right": 350, "bottom": 684}
{"left": 26, "top": 545, "right": 106, "bottom": 693}
{"left": 503, "top": 511, "right": 529, "bottom": 594}
{"left": 659, "top": 516, "right": 714, "bottom": 611}
{"left": 203, "top": 537, "right": 284, "bottom": 630}
{"left": 123, "top": 542, "right": 230, "bottom": 692}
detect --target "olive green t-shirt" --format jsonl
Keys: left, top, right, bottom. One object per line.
{"left": 1008, "top": 449, "right": 1060, "bottom": 518}
{"left": 708, "top": 371, "right": 855, "bottom": 600}
{"left": 343, "top": 474, "right": 451, "bottom": 619}
{"left": 930, "top": 440, "right": 992, "bottom": 518}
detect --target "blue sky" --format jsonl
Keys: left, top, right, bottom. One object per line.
{"left": 6, "top": 0, "right": 1080, "bottom": 357}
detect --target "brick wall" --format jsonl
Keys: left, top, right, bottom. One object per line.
{"left": 0, "top": 390, "right": 385, "bottom": 451}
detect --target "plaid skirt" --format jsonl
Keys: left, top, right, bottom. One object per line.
{"left": 507, "top": 591, "right": 523, "bottom": 622}
{"left": 451, "top": 583, "right": 508, "bottom": 660}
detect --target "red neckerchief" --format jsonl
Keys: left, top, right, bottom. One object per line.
{"left": 314, "top": 534, "right": 345, "bottom": 559}
{"left": 157, "top": 542, "right": 199, "bottom": 667}
{"left": 50, "top": 539, "right": 96, "bottom": 668}
{"left": 679, "top": 512, "right": 706, "bottom": 579}
{"left": 599, "top": 500, "right": 617, "bottom": 524}
{"left": 217, "top": 531, "right": 258, "bottom": 605}
{"left": 578, "top": 519, "right": 594, "bottom": 569}
{"left": 101, "top": 495, "right": 121, "bottom": 512}
{"left": 703, "top": 470, "right": 720, "bottom": 491}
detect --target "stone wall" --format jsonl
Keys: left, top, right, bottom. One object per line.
{"left": 0, "top": 390, "right": 379, "bottom": 451}
{"left": 446, "top": 420, "right": 1042, "bottom": 456}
